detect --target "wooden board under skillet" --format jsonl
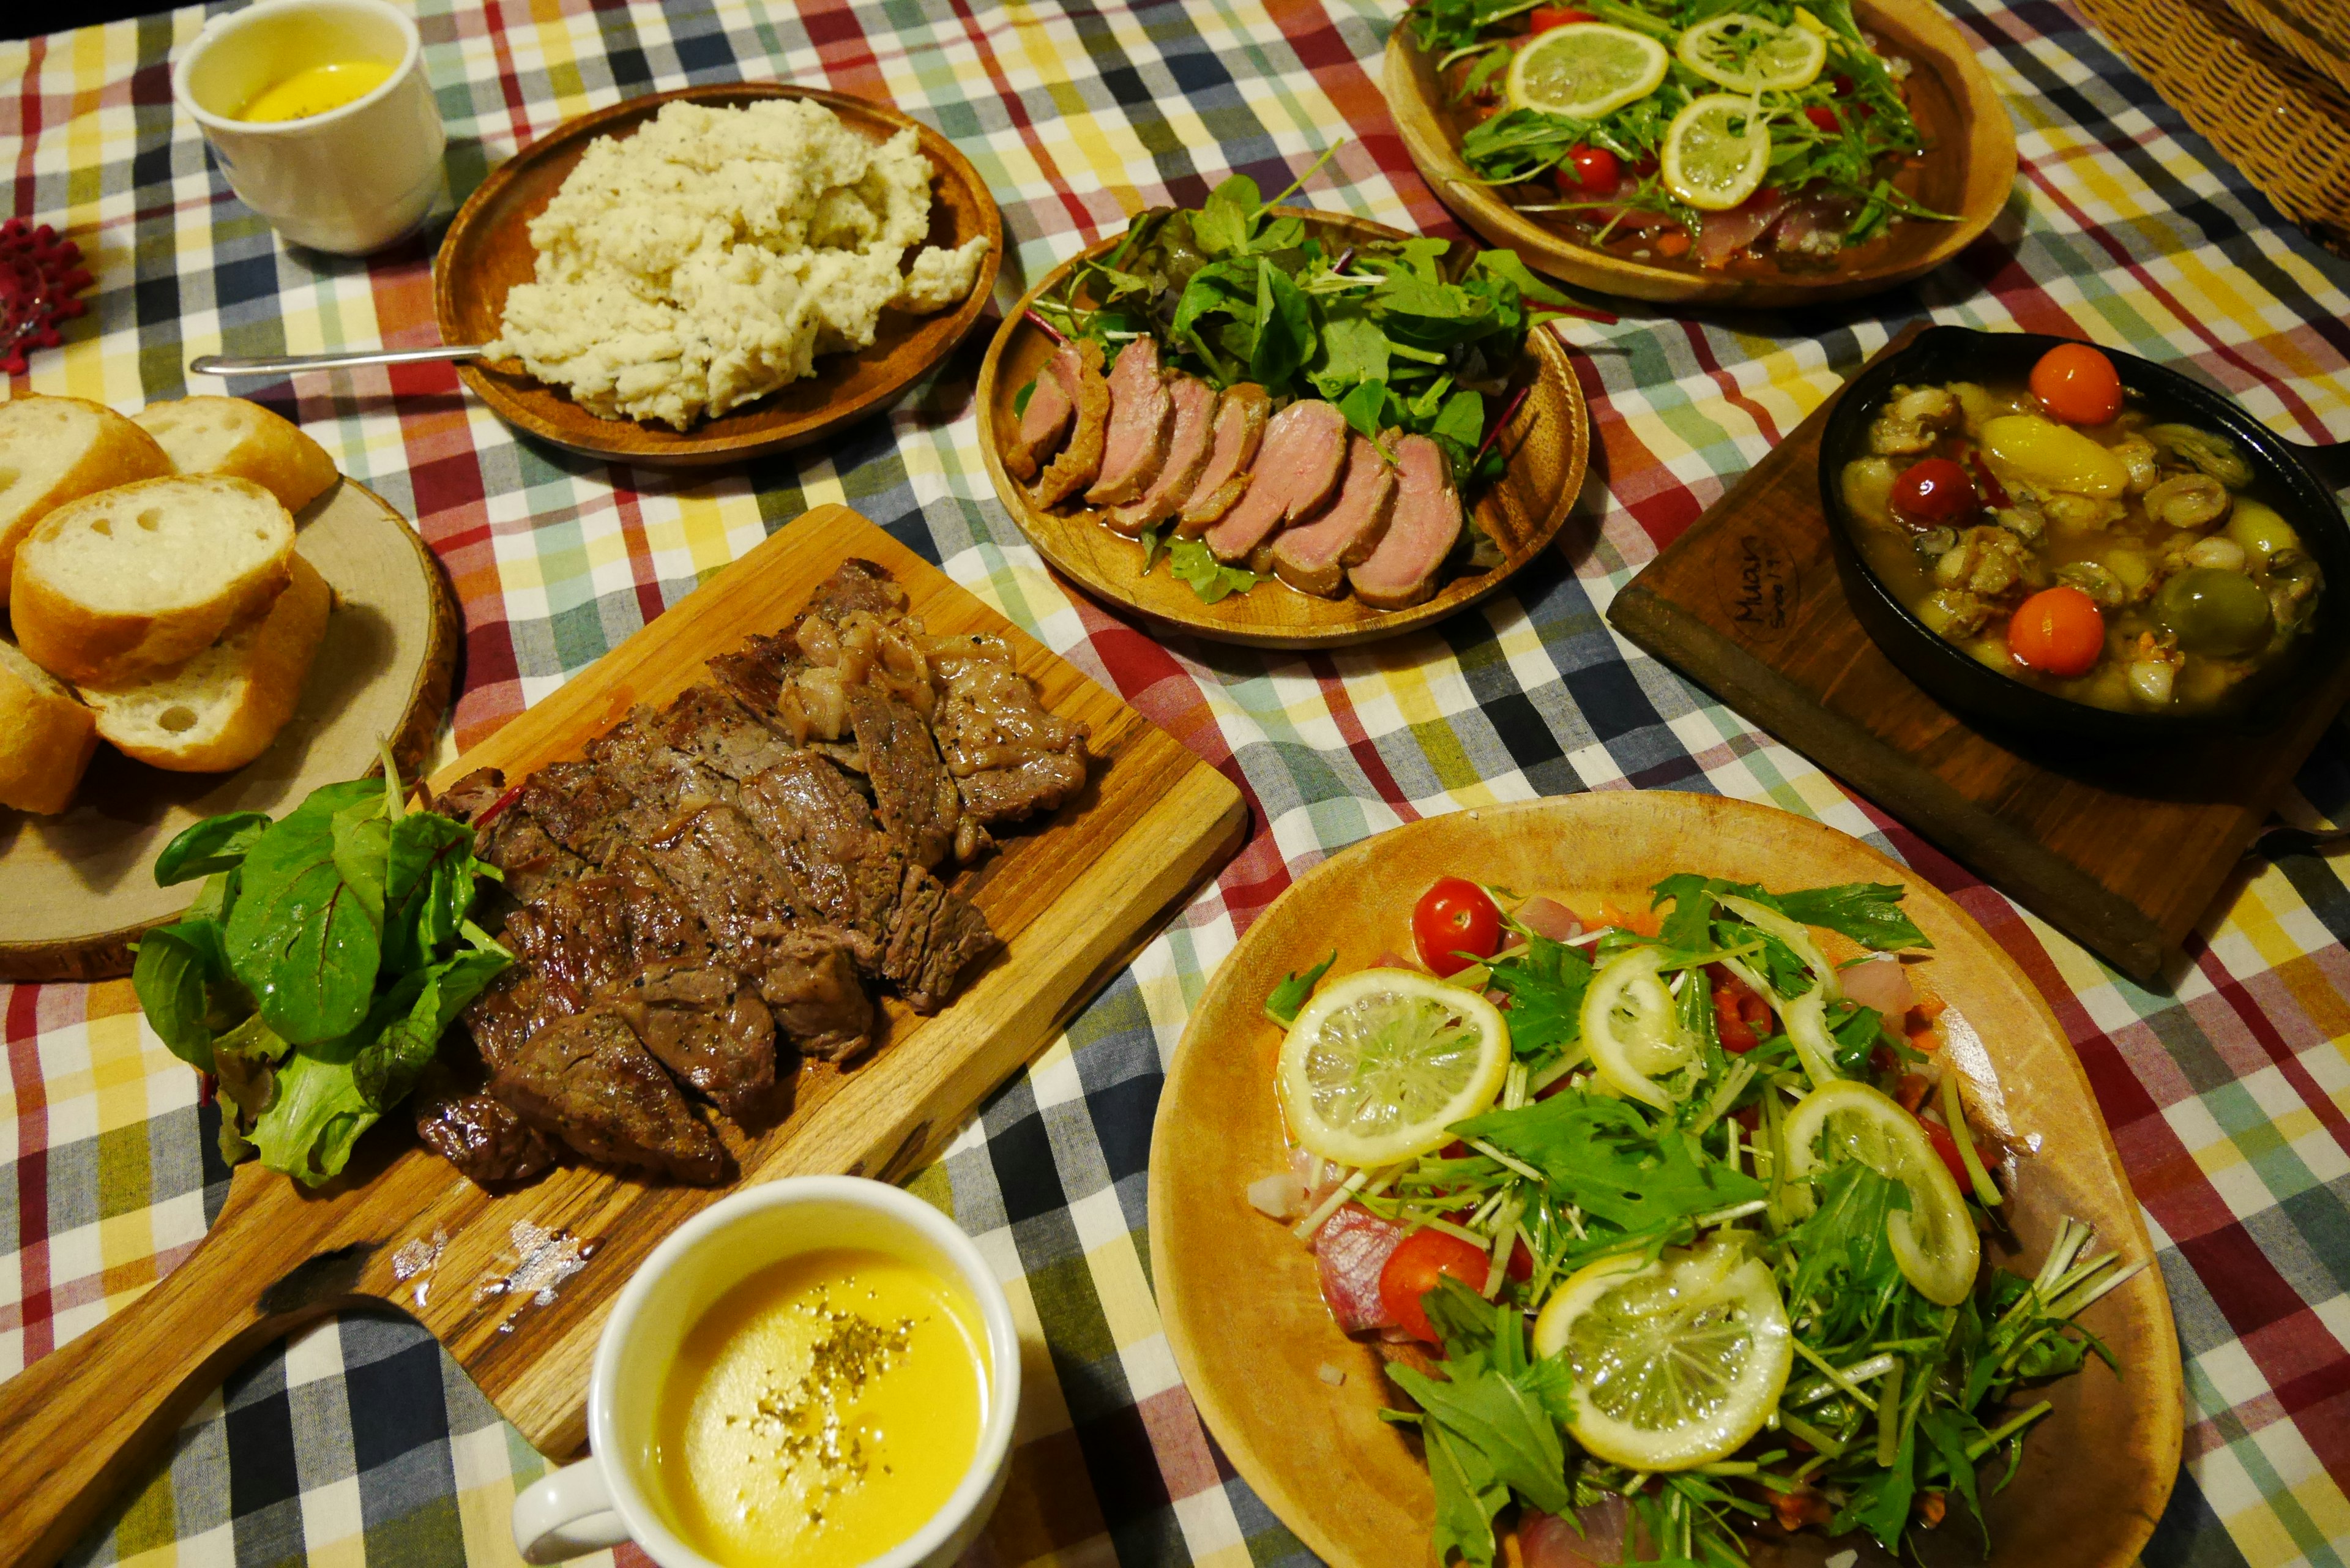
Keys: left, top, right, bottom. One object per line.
{"left": 0, "top": 504, "right": 1248, "bottom": 1568}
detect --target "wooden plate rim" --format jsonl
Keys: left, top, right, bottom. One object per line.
{"left": 433, "top": 81, "right": 1004, "bottom": 468}
{"left": 972, "top": 207, "right": 1591, "bottom": 650}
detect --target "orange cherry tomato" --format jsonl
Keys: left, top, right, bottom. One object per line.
{"left": 1414, "top": 876, "right": 1502, "bottom": 976}
{"left": 2007, "top": 586, "right": 2105, "bottom": 678}
{"left": 1379, "top": 1227, "right": 1493, "bottom": 1343}
{"left": 1528, "top": 5, "right": 1596, "bottom": 28}
{"left": 2029, "top": 342, "right": 2124, "bottom": 425}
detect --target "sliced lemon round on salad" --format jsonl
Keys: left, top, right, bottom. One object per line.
{"left": 1277, "top": 968, "right": 1509, "bottom": 1167}
{"left": 1506, "top": 23, "right": 1671, "bottom": 119}
{"left": 1675, "top": 12, "right": 1829, "bottom": 92}
{"left": 1532, "top": 1238, "right": 1794, "bottom": 1469}
{"left": 1580, "top": 946, "right": 1698, "bottom": 1110}
{"left": 1661, "top": 94, "right": 1774, "bottom": 211}
{"left": 1783, "top": 1078, "right": 1982, "bottom": 1306}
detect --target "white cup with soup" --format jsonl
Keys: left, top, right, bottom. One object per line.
{"left": 511, "top": 1176, "right": 1021, "bottom": 1568}
{"left": 171, "top": 0, "right": 445, "bottom": 256}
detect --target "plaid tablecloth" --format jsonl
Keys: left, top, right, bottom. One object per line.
{"left": 5, "top": 0, "right": 2349, "bottom": 1564}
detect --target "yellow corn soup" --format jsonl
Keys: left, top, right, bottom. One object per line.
{"left": 651, "top": 1248, "right": 987, "bottom": 1568}
{"left": 237, "top": 61, "right": 395, "bottom": 122}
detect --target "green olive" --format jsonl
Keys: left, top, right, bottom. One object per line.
{"left": 2225, "top": 499, "right": 2301, "bottom": 564}
{"left": 2154, "top": 567, "right": 2274, "bottom": 655}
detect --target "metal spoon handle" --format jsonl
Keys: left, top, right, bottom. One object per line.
{"left": 188, "top": 344, "right": 489, "bottom": 376}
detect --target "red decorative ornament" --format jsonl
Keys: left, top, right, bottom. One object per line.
{"left": 0, "top": 218, "right": 93, "bottom": 375}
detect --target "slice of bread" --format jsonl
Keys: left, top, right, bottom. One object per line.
{"left": 0, "top": 394, "right": 173, "bottom": 602}
{"left": 134, "top": 397, "right": 340, "bottom": 513}
{"left": 81, "top": 552, "right": 334, "bottom": 773}
{"left": 0, "top": 635, "right": 100, "bottom": 814}
{"left": 10, "top": 473, "right": 296, "bottom": 685}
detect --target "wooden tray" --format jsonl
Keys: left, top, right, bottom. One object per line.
{"left": 1606, "top": 324, "right": 2350, "bottom": 982}
{"left": 1382, "top": 0, "right": 2017, "bottom": 306}
{"left": 972, "top": 207, "right": 1588, "bottom": 649}
{"left": 1151, "top": 792, "right": 2180, "bottom": 1568}
{"left": 0, "top": 504, "right": 1247, "bottom": 1568}
{"left": 0, "top": 477, "right": 457, "bottom": 981}
{"left": 436, "top": 83, "right": 1002, "bottom": 468}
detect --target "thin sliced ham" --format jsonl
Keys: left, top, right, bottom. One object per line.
{"left": 1005, "top": 345, "right": 1079, "bottom": 482}
{"left": 1085, "top": 336, "right": 1173, "bottom": 506}
{"left": 1176, "top": 383, "right": 1272, "bottom": 537}
{"left": 1030, "top": 341, "right": 1110, "bottom": 510}
{"left": 1272, "top": 433, "right": 1397, "bottom": 596}
{"left": 1348, "top": 433, "right": 1461, "bottom": 609}
{"left": 1517, "top": 1499, "right": 1629, "bottom": 1568}
{"left": 1693, "top": 187, "right": 1791, "bottom": 270}
{"left": 1107, "top": 376, "right": 1218, "bottom": 536}
{"left": 1203, "top": 399, "right": 1348, "bottom": 563}
{"left": 1314, "top": 1203, "right": 1403, "bottom": 1332}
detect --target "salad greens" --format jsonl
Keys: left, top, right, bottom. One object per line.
{"left": 131, "top": 748, "right": 510, "bottom": 1185}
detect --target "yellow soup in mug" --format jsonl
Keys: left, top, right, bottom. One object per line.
{"left": 652, "top": 1247, "right": 988, "bottom": 1567}
{"left": 237, "top": 61, "right": 395, "bottom": 122}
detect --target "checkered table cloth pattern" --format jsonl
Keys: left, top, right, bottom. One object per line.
{"left": 4, "top": 0, "right": 2348, "bottom": 1564}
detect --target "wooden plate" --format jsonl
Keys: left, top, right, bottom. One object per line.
{"left": 973, "top": 207, "right": 1588, "bottom": 649}
{"left": 1382, "top": 0, "right": 2018, "bottom": 306}
{"left": 1149, "top": 793, "right": 2182, "bottom": 1568}
{"left": 0, "top": 477, "right": 457, "bottom": 981}
{"left": 435, "top": 83, "right": 1003, "bottom": 469}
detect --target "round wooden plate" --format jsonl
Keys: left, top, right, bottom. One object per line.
{"left": 0, "top": 477, "right": 458, "bottom": 981}
{"left": 435, "top": 83, "right": 1004, "bottom": 469}
{"left": 1382, "top": 0, "right": 2018, "bottom": 306}
{"left": 973, "top": 207, "right": 1589, "bottom": 649}
{"left": 1149, "top": 793, "right": 2182, "bottom": 1568}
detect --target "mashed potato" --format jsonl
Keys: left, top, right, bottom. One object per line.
{"left": 487, "top": 98, "right": 991, "bottom": 431}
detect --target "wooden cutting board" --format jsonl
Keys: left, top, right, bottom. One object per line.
{"left": 0, "top": 503, "right": 1248, "bottom": 1568}
{"left": 1605, "top": 323, "right": 2350, "bottom": 982}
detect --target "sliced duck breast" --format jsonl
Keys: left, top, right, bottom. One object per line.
{"left": 1348, "top": 433, "right": 1461, "bottom": 610}
{"left": 1107, "top": 377, "right": 1219, "bottom": 536}
{"left": 1203, "top": 398, "right": 1348, "bottom": 563}
{"left": 1004, "top": 344, "right": 1080, "bottom": 482}
{"left": 1084, "top": 336, "right": 1174, "bottom": 506}
{"left": 1030, "top": 340, "right": 1110, "bottom": 510}
{"left": 1175, "top": 382, "right": 1270, "bottom": 536}
{"left": 1315, "top": 1204, "right": 1404, "bottom": 1331}
{"left": 1272, "top": 433, "right": 1397, "bottom": 597}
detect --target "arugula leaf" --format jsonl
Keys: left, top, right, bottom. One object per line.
{"left": 1423, "top": 1421, "right": 1508, "bottom": 1568}
{"left": 1167, "top": 538, "right": 1258, "bottom": 603}
{"left": 1192, "top": 173, "right": 1259, "bottom": 257}
{"left": 154, "top": 811, "right": 272, "bottom": 886}
{"left": 1775, "top": 883, "right": 1932, "bottom": 952}
{"left": 1450, "top": 1096, "right": 1764, "bottom": 1235}
{"left": 1829, "top": 999, "right": 1885, "bottom": 1075}
{"left": 1430, "top": 388, "right": 1486, "bottom": 459}
{"left": 1920, "top": 1405, "right": 1988, "bottom": 1551}
{"left": 1137, "top": 524, "right": 1167, "bottom": 575}
{"left": 1248, "top": 258, "right": 1315, "bottom": 387}
{"left": 1012, "top": 379, "right": 1035, "bottom": 419}
{"left": 1484, "top": 935, "right": 1592, "bottom": 1068}
{"left": 1386, "top": 1359, "right": 1576, "bottom": 1515}
{"left": 331, "top": 794, "right": 392, "bottom": 929}
{"left": 225, "top": 780, "right": 385, "bottom": 1045}
{"left": 1264, "top": 949, "right": 1337, "bottom": 1026}
{"left": 355, "top": 947, "right": 510, "bottom": 1110}
{"left": 384, "top": 810, "right": 481, "bottom": 969}
{"left": 1469, "top": 248, "right": 1579, "bottom": 311}
{"left": 132, "top": 925, "right": 218, "bottom": 1071}
{"left": 1310, "top": 308, "right": 1390, "bottom": 399}
{"left": 1335, "top": 377, "right": 1389, "bottom": 439}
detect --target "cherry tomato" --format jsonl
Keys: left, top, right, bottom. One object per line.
{"left": 1561, "top": 143, "right": 1621, "bottom": 198}
{"left": 1527, "top": 5, "right": 1595, "bottom": 28}
{"left": 2007, "top": 585, "right": 2106, "bottom": 678}
{"left": 1714, "top": 988, "right": 1759, "bottom": 1052}
{"left": 2029, "top": 342, "right": 2124, "bottom": 425}
{"left": 1890, "top": 457, "right": 1977, "bottom": 523}
{"left": 1414, "top": 876, "right": 1502, "bottom": 976}
{"left": 1830, "top": 72, "right": 1856, "bottom": 95}
{"left": 1804, "top": 105, "right": 1840, "bottom": 133}
{"left": 1920, "top": 1116, "right": 1982, "bottom": 1192}
{"left": 1379, "top": 1227, "right": 1493, "bottom": 1343}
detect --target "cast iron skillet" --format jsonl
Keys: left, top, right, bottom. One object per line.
{"left": 1818, "top": 326, "right": 2350, "bottom": 744}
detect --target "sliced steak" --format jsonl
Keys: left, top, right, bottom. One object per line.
{"left": 927, "top": 631, "right": 1091, "bottom": 841}
{"left": 764, "top": 930, "right": 875, "bottom": 1059}
{"left": 733, "top": 753, "right": 905, "bottom": 968}
{"left": 630, "top": 797, "right": 811, "bottom": 968}
{"left": 1085, "top": 335, "right": 1173, "bottom": 506}
{"left": 414, "top": 1085, "right": 559, "bottom": 1187}
{"left": 844, "top": 682, "right": 961, "bottom": 870}
{"left": 805, "top": 558, "right": 909, "bottom": 622}
{"left": 644, "top": 684, "right": 796, "bottom": 782}
{"left": 1004, "top": 343, "right": 1080, "bottom": 483}
{"left": 608, "top": 963, "right": 777, "bottom": 1123}
{"left": 1176, "top": 382, "right": 1270, "bottom": 536}
{"left": 1272, "top": 432, "right": 1397, "bottom": 597}
{"left": 1031, "top": 340, "right": 1110, "bottom": 509}
{"left": 1107, "top": 376, "right": 1218, "bottom": 536}
{"left": 475, "top": 807, "right": 588, "bottom": 906}
{"left": 492, "top": 1009, "right": 729, "bottom": 1183}
{"left": 1203, "top": 399, "right": 1348, "bottom": 562}
{"left": 464, "top": 969, "right": 563, "bottom": 1074}
{"left": 885, "top": 864, "right": 999, "bottom": 1012}
{"left": 1349, "top": 433, "right": 1463, "bottom": 610}
{"left": 433, "top": 766, "right": 509, "bottom": 824}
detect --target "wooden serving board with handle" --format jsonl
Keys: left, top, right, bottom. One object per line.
{"left": 0, "top": 503, "right": 1248, "bottom": 1568}
{"left": 1606, "top": 323, "right": 2350, "bottom": 984}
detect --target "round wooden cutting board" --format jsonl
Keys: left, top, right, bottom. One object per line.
{"left": 1148, "top": 792, "right": 2181, "bottom": 1568}
{"left": 436, "top": 82, "right": 1003, "bottom": 468}
{"left": 0, "top": 477, "right": 457, "bottom": 980}
{"left": 974, "top": 207, "right": 1589, "bottom": 649}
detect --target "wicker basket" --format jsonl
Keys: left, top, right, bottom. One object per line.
{"left": 2073, "top": 0, "right": 2350, "bottom": 252}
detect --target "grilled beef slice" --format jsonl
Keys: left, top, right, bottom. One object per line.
{"left": 434, "top": 766, "right": 510, "bottom": 823}
{"left": 763, "top": 930, "right": 875, "bottom": 1059}
{"left": 731, "top": 752, "right": 906, "bottom": 968}
{"left": 645, "top": 684, "right": 798, "bottom": 782}
{"left": 414, "top": 1086, "right": 559, "bottom": 1186}
{"left": 476, "top": 806, "right": 589, "bottom": 906}
{"left": 805, "top": 558, "right": 909, "bottom": 620}
{"left": 607, "top": 963, "right": 777, "bottom": 1122}
{"left": 843, "top": 682, "right": 961, "bottom": 869}
{"left": 492, "top": 1009, "right": 729, "bottom": 1183}
{"left": 926, "top": 631, "right": 1092, "bottom": 835}
{"left": 885, "top": 864, "right": 1000, "bottom": 1012}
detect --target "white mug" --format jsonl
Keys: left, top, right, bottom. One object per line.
{"left": 510, "top": 1176, "right": 1022, "bottom": 1568}
{"left": 171, "top": 0, "right": 446, "bottom": 256}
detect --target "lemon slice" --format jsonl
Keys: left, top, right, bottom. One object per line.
{"left": 1783, "top": 1079, "right": 1981, "bottom": 1306}
{"left": 1532, "top": 1238, "right": 1794, "bottom": 1469}
{"left": 1277, "top": 968, "right": 1509, "bottom": 1167}
{"left": 1506, "top": 24, "right": 1671, "bottom": 119}
{"left": 1661, "top": 94, "right": 1772, "bottom": 211}
{"left": 1675, "top": 13, "right": 1829, "bottom": 92}
{"left": 1580, "top": 946, "right": 1698, "bottom": 1110}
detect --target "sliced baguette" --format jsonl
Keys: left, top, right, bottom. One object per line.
{"left": 0, "top": 635, "right": 100, "bottom": 813}
{"left": 0, "top": 394, "right": 173, "bottom": 602}
{"left": 134, "top": 396, "right": 340, "bottom": 513}
{"left": 11, "top": 473, "right": 296, "bottom": 685}
{"left": 81, "top": 553, "right": 334, "bottom": 773}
